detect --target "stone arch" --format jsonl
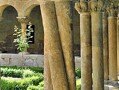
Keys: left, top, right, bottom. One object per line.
{"left": 22, "top": 0, "right": 39, "bottom": 16}
{"left": 0, "top": 4, "right": 18, "bottom": 17}
{"left": 0, "top": 5, "right": 19, "bottom": 53}
{"left": 27, "top": 5, "right": 44, "bottom": 54}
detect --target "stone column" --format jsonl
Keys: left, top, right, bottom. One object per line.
{"left": 40, "top": 1, "right": 69, "bottom": 90}
{"left": 17, "top": 17, "right": 29, "bottom": 37}
{"left": 107, "top": 3, "right": 117, "bottom": 81}
{"left": 0, "top": 16, "right": 3, "bottom": 90}
{"left": 55, "top": 1, "right": 75, "bottom": 90}
{"left": 91, "top": 1, "right": 104, "bottom": 90}
{"left": 103, "top": 12, "right": 109, "bottom": 80}
{"left": 75, "top": 1, "right": 92, "bottom": 90}
{"left": 117, "top": 13, "right": 119, "bottom": 75}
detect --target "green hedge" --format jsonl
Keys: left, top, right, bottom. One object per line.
{"left": 1, "top": 75, "right": 44, "bottom": 90}
{"left": 27, "top": 85, "right": 43, "bottom": 90}
{"left": 0, "top": 66, "right": 44, "bottom": 73}
{"left": 0, "top": 66, "right": 81, "bottom": 90}
{"left": 1, "top": 67, "right": 43, "bottom": 78}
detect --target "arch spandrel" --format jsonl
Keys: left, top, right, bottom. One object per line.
{"left": 0, "top": 5, "right": 19, "bottom": 17}
{"left": 18, "top": 0, "right": 39, "bottom": 17}
{"left": 0, "top": 0, "right": 19, "bottom": 17}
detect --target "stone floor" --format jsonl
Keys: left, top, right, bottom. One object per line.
{"left": 104, "top": 80, "right": 119, "bottom": 90}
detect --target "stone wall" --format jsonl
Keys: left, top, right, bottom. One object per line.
{"left": 0, "top": 53, "right": 81, "bottom": 69}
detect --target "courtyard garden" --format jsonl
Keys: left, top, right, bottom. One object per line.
{"left": 0, "top": 66, "right": 81, "bottom": 90}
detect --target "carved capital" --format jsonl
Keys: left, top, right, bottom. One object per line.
{"left": 17, "top": 16, "right": 30, "bottom": 24}
{"left": 90, "top": 1, "right": 104, "bottom": 12}
{"left": 107, "top": 3, "right": 117, "bottom": 17}
{"left": 75, "top": 1, "right": 89, "bottom": 14}
{"left": 102, "top": 11, "right": 108, "bottom": 19}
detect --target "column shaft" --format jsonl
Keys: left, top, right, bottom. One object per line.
{"left": 40, "top": 1, "right": 69, "bottom": 90}
{"left": 21, "top": 23, "right": 27, "bottom": 37}
{"left": 80, "top": 13, "right": 92, "bottom": 90}
{"left": 117, "top": 15, "right": 119, "bottom": 75}
{"left": 55, "top": 1, "right": 75, "bottom": 90}
{"left": 0, "top": 17, "right": 2, "bottom": 90}
{"left": 103, "top": 12, "right": 109, "bottom": 80}
{"left": 108, "top": 17, "right": 117, "bottom": 81}
{"left": 92, "top": 12, "right": 104, "bottom": 90}
{"left": 44, "top": 35, "right": 53, "bottom": 90}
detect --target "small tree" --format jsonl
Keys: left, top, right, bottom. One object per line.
{"left": 13, "top": 22, "right": 33, "bottom": 52}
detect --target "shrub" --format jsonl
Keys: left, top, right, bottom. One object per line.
{"left": 1, "top": 68, "right": 22, "bottom": 78}
{"left": 39, "top": 81, "right": 44, "bottom": 87}
{"left": 1, "top": 67, "right": 44, "bottom": 78}
{"left": 22, "top": 70, "right": 35, "bottom": 78}
{"left": 27, "top": 85, "right": 44, "bottom": 90}
{"left": 0, "top": 66, "right": 44, "bottom": 73}
{"left": 1, "top": 78, "right": 16, "bottom": 90}
{"left": 1, "top": 75, "right": 44, "bottom": 90}
{"left": 75, "top": 68, "right": 81, "bottom": 78}
{"left": 27, "top": 85, "right": 40, "bottom": 90}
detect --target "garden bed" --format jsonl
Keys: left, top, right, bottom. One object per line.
{"left": 0, "top": 66, "right": 81, "bottom": 90}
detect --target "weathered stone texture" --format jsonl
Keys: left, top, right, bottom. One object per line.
{"left": 55, "top": 1, "right": 75, "bottom": 90}
{"left": 40, "top": 1, "right": 69, "bottom": 90}
{"left": 80, "top": 13, "right": 92, "bottom": 90}
{"left": 108, "top": 17, "right": 117, "bottom": 81}
{"left": 103, "top": 12, "right": 109, "bottom": 80}
{"left": 92, "top": 12, "right": 104, "bottom": 90}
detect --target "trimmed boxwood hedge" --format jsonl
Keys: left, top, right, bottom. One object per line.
{"left": 1, "top": 66, "right": 44, "bottom": 73}
{"left": 0, "top": 66, "right": 81, "bottom": 90}
{"left": 1, "top": 75, "right": 44, "bottom": 90}
{"left": 1, "top": 67, "right": 43, "bottom": 78}
{"left": 0, "top": 66, "right": 44, "bottom": 90}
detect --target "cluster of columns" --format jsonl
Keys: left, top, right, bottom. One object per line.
{"left": 0, "top": 1, "right": 119, "bottom": 90}
{"left": 15, "top": 1, "right": 119, "bottom": 90}
{"left": 39, "top": 1, "right": 75, "bottom": 90}
{"left": 75, "top": 0, "right": 119, "bottom": 90}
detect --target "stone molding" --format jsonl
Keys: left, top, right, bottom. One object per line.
{"left": 16, "top": 16, "right": 30, "bottom": 24}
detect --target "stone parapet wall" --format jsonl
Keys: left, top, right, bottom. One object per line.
{"left": 0, "top": 53, "right": 81, "bottom": 68}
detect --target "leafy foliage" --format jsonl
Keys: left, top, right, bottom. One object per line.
{"left": 75, "top": 68, "right": 81, "bottom": 78}
{"left": 13, "top": 22, "right": 33, "bottom": 52}
{"left": 1, "top": 66, "right": 44, "bottom": 78}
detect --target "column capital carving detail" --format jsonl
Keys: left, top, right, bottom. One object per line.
{"left": 17, "top": 16, "right": 30, "bottom": 24}
{"left": 102, "top": 11, "right": 108, "bottom": 19}
{"left": 90, "top": 1, "right": 104, "bottom": 12}
{"left": 75, "top": 1, "right": 89, "bottom": 14}
{"left": 107, "top": 3, "right": 117, "bottom": 17}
